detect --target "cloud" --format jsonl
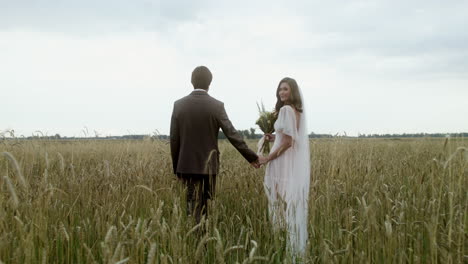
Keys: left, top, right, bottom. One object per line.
{"left": 215, "top": 0, "right": 466, "bottom": 79}
{"left": 1, "top": 0, "right": 467, "bottom": 136}
{"left": 0, "top": 30, "right": 190, "bottom": 136}
{"left": 0, "top": 0, "right": 208, "bottom": 33}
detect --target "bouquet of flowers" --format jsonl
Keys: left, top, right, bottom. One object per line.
{"left": 255, "top": 102, "right": 276, "bottom": 155}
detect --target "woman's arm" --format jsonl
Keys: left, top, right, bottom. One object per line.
{"left": 264, "top": 134, "right": 293, "bottom": 163}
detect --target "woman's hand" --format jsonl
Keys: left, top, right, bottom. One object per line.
{"left": 258, "top": 156, "right": 269, "bottom": 165}
{"left": 265, "top": 133, "right": 276, "bottom": 142}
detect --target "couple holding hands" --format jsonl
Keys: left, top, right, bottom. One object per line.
{"left": 170, "top": 66, "right": 310, "bottom": 256}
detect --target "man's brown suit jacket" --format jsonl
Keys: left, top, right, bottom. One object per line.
{"left": 170, "top": 90, "right": 258, "bottom": 175}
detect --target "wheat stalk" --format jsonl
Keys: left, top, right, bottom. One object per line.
{"left": 2, "top": 152, "right": 28, "bottom": 190}
{"left": 3, "top": 176, "right": 19, "bottom": 209}
{"left": 146, "top": 243, "right": 157, "bottom": 264}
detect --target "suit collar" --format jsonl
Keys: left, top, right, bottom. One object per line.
{"left": 190, "top": 90, "right": 209, "bottom": 96}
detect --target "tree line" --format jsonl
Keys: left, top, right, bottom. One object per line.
{"left": 4, "top": 131, "right": 467, "bottom": 141}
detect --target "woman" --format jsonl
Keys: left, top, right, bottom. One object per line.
{"left": 259, "top": 77, "right": 311, "bottom": 256}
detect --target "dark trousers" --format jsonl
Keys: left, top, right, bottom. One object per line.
{"left": 177, "top": 173, "right": 216, "bottom": 223}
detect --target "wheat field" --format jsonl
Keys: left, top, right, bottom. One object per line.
{"left": 0, "top": 137, "right": 466, "bottom": 263}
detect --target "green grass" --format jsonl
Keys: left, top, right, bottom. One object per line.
{"left": 0, "top": 137, "right": 466, "bottom": 263}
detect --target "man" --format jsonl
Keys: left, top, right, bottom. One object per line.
{"left": 170, "top": 66, "right": 264, "bottom": 223}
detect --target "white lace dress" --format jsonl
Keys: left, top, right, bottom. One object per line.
{"left": 264, "top": 105, "right": 310, "bottom": 255}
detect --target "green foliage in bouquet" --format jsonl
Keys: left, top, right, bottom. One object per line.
{"left": 255, "top": 102, "right": 276, "bottom": 155}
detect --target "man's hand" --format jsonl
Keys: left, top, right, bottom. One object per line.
{"left": 250, "top": 160, "right": 260, "bottom": 169}
{"left": 251, "top": 156, "right": 269, "bottom": 168}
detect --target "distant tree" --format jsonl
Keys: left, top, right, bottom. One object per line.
{"left": 240, "top": 129, "right": 249, "bottom": 139}
{"left": 250, "top": 128, "right": 256, "bottom": 139}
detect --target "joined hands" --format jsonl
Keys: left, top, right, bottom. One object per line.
{"left": 251, "top": 156, "right": 269, "bottom": 169}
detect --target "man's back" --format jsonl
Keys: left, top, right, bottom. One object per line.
{"left": 171, "top": 90, "right": 223, "bottom": 174}
{"left": 170, "top": 90, "right": 258, "bottom": 175}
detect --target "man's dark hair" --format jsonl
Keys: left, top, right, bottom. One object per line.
{"left": 191, "top": 66, "right": 213, "bottom": 90}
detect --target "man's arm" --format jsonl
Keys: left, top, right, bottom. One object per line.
{"left": 170, "top": 103, "right": 180, "bottom": 174}
{"left": 218, "top": 103, "right": 259, "bottom": 164}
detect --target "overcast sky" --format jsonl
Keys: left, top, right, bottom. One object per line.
{"left": 1, "top": 0, "right": 467, "bottom": 137}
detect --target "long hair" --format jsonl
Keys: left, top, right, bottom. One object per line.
{"left": 275, "top": 77, "right": 303, "bottom": 114}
